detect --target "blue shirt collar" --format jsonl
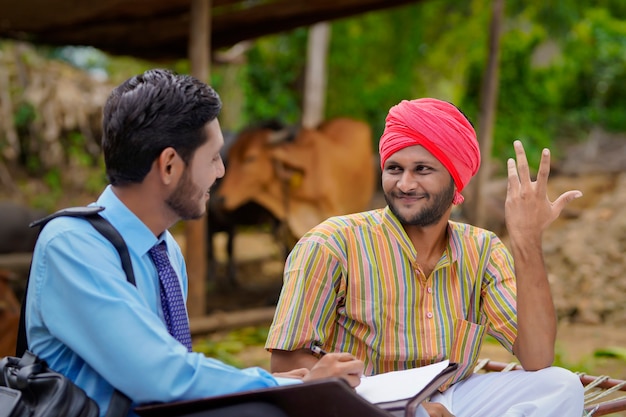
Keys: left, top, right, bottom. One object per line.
{"left": 94, "top": 185, "right": 160, "bottom": 257}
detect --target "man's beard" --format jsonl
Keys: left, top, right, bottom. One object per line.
{"left": 385, "top": 179, "right": 455, "bottom": 227}
{"left": 166, "top": 168, "right": 206, "bottom": 221}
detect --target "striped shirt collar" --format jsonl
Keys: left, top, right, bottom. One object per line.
{"left": 380, "top": 205, "right": 460, "bottom": 265}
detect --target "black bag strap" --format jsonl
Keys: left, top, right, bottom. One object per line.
{"left": 16, "top": 206, "right": 133, "bottom": 417}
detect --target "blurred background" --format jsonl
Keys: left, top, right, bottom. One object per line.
{"left": 0, "top": 0, "right": 625, "bottom": 406}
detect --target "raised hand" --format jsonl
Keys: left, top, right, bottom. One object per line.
{"left": 505, "top": 140, "right": 582, "bottom": 243}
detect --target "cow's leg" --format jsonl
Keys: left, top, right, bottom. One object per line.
{"left": 226, "top": 228, "right": 237, "bottom": 287}
{"left": 206, "top": 224, "right": 218, "bottom": 283}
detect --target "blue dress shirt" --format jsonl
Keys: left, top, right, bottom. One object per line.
{"left": 26, "top": 185, "right": 298, "bottom": 417}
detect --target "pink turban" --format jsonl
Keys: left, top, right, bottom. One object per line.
{"left": 379, "top": 98, "right": 480, "bottom": 205}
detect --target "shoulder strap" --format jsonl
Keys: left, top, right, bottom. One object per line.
{"left": 74, "top": 213, "right": 137, "bottom": 287}
{"left": 17, "top": 206, "right": 133, "bottom": 417}
{"left": 30, "top": 207, "right": 137, "bottom": 287}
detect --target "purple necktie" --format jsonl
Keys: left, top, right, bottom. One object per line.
{"left": 148, "top": 242, "right": 193, "bottom": 351}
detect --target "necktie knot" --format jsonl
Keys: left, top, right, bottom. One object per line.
{"left": 150, "top": 241, "right": 167, "bottom": 255}
{"left": 149, "top": 242, "right": 169, "bottom": 268}
{"left": 149, "top": 241, "right": 192, "bottom": 351}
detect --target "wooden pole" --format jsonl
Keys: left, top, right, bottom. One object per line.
{"left": 301, "top": 22, "right": 330, "bottom": 129}
{"left": 190, "top": 307, "right": 276, "bottom": 335}
{"left": 467, "top": 0, "right": 504, "bottom": 228}
{"left": 186, "top": 0, "right": 211, "bottom": 317}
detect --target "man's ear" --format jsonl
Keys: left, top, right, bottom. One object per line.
{"left": 156, "top": 147, "right": 180, "bottom": 185}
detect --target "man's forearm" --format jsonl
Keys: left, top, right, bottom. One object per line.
{"left": 270, "top": 348, "right": 319, "bottom": 373}
{"left": 503, "top": 141, "right": 581, "bottom": 370}
{"left": 511, "top": 240, "right": 557, "bottom": 370}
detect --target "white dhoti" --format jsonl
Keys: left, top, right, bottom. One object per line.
{"left": 416, "top": 366, "right": 584, "bottom": 417}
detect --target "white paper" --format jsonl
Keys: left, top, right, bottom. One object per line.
{"left": 355, "top": 360, "right": 450, "bottom": 404}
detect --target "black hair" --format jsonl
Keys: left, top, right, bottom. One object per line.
{"left": 102, "top": 69, "right": 222, "bottom": 185}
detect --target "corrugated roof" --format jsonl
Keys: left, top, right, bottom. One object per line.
{"left": 0, "top": 0, "right": 422, "bottom": 60}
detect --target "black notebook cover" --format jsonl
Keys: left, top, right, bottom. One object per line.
{"left": 135, "top": 362, "right": 458, "bottom": 417}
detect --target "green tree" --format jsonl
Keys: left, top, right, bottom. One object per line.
{"left": 243, "top": 28, "right": 308, "bottom": 126}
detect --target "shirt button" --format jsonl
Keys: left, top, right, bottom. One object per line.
{"left": 427, "top": 287, "right": 433, "bottom": 294}
{"left": 427, "top": 312, "right": 433, "bottom": 319}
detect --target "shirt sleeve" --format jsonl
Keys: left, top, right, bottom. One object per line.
{"left": 481, "top": 238, "right": 518, "bottom": 353}
{"left": 29, "top": 222, "right": 290, "bottom": 405}
{"left": 265, "top": 235, "right": 342, "bottom": 351}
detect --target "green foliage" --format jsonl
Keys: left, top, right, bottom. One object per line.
{"left": 82, "top": 157, "right": 108, "bottom": 196}
{"left": 19, "top": 168, "right": 67, "bottom": 212}
{"left": 461, "top": 1, "right": 626, "bottom": 171}
{"left": 27, "top": 188, "right": 62, "bottom": 213}
{"left": 483, "top": 335, "right": 626, "bottom": 377}
{"left": 243, "top": 28, "right": 308, "bottom": 126}
{"left": 326, "top": 0, "right": 487, "bottom": 139}
{"left": 102, "top": 55, "right": 163, "bottom": 86}
{"left": 594, "top": 347, "right": 626, "bottom": 362}
{"left": 560, "top": 8, "right": 626, "bottom": 131}
{"left": 553, "top": 344, "right": 593, "bottom": 375}
{"left": 5, "top": 0, "right": 626, "bottom": 204}
{"left": 483, "top": 334, "right": 500, "bottom": 345}
{"left": 464, "top": 17, "right": 558, "bottom": 168}
{"left": 193, "top": 326, "right": 270, "bottom": 368}
{"left": 66, "top": 132, "right": 93, "bottom": 166}
{"left": 233, "top": 0, "right": 626, "bottom": 173}
{"left": 13, "top": 102, "right": 36, "bottom": 129}
{"left": 326, "top": 5, "right": 425, "bottom": 136}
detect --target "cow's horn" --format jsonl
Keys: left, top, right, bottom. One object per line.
{"left": 267, "top": 128, "right": 292, "bottom": 144}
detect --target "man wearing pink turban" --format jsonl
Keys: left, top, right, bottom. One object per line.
{"left": 379, "top": 98, "right": 480, "bottom": 206}
{"left": 267, "top": 98, "right": 584, "bottom": 416}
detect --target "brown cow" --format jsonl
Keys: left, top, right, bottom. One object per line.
{"left": 216, "top": 117, "right": 375, "bottom": 238}
{"left": 0, "top": 269, "right": 20, "bottom": 358}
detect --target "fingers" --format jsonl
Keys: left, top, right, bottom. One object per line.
{"left": 337, "top": 356, "right": 364, "bottom": 388}
{"left": 321, "top": 352, "right": 364, "bottom": 377}
{"left": 510, "top": 140, "right": 581, "bottom": 204}
{"left": 508, "top": 141, "right": 549, "bottom": 195}
{"left": 552, "top": 190, "right": 583, "bottom": 215}
{"left": 272, "top": 368, "right": 309, "bottom": 379}
{"left": 272, "top": 370, "right": 306, "bottom": 379}
{"left": 307, "top": 352, "right": 364, "bottom": 388}
{"left": 506, "top": 157, "right": 519, "bottom": 194}
{"left": 512, "top": 140, "right": 530, "bottom": 186}
{"left": 506, "top": 140, "right": 583, "bottom": 236}
{"left": 343, "top": 373, "right": 363, "bottom": 388}
{"left": 535, "top": 147, "right": 551, "bottom": 196}
{"left": 332, "top": 352, "right": 362, "bottom": 364}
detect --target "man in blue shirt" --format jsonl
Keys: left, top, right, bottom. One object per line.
{"left": 25, "top": 69, "right": 364, "bottom": 417}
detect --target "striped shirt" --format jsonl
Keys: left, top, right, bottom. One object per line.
{"left": 266, "top": 206, "right": 518, "bottom": 388}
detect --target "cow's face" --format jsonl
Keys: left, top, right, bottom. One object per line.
{"left": 217, "top": 129, "right": 282, "bottom": 214}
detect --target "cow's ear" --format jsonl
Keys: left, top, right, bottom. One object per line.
{"left": 270, "top": 147, "right": 308, "bottom": 172}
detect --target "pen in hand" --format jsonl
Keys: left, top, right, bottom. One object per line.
{"left": 311, "top": 344, "right": 328, "bottom": 357}
{"left": 308, "top": 344, "right": 365, "bottom": 387}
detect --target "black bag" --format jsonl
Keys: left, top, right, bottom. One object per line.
{"left": 0, "top": 351, "right": 99, "bottom": 417}
{"left": 2, "top": 207, "right": 133, "bottom": 417}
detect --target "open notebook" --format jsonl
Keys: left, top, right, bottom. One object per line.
{"left": 356, "top": 360, "right": 457, "bottom": 412}
{"left": 135, "top": 361, "right": 458, "bottom": 417}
